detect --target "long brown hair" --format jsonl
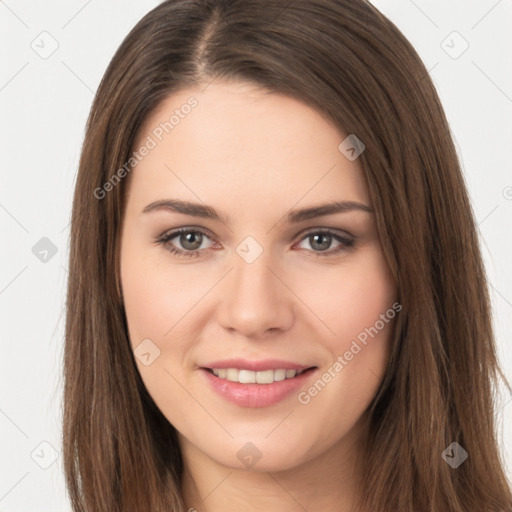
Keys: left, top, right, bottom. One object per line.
{"left": 63, "top": 1, "right": 512, "bottom": 510}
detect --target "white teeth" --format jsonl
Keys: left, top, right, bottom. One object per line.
{"left": 274, "top": 369, "right": 286, "bottom": 381}
{"left": 239, "top": 370, "right": 256, "bottom": 384}
{"left": 226, "top": 368, "right": 239, "bottom": 382}
{"left": 210, "top": 368, "right": 306, "bottom": 383}
{"left": 256, "top": 369, "right": 274, "bottom": 384}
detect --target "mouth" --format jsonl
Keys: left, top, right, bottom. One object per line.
{"left": 200, "top": 364, "right": 319, "bottom": 408}
{"left": 202, "top": 366, "right": 317, "bottom": 384}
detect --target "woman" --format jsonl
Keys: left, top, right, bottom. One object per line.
{"left": 63, "top": 1, "right": 512, "bottom": 511}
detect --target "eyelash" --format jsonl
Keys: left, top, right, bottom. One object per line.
{"left": 154, "top": 227, "right": 356, "bottom": 259}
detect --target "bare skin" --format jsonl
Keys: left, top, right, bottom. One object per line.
{"left": 119, "top": 80, "right": 398, "bottom": 512}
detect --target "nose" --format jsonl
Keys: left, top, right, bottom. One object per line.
{"left": 216, "top": 247, "right": 294, "bottom": 339}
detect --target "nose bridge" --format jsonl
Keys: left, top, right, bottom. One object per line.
{"left": 216, "top": 237, "right": 293, "bottom": 336}
{"left": 233, "top": 245, "right": 275, "bottom": 295}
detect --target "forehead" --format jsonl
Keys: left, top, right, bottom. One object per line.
{"left": 127, "top": 80, "right": 370, "bottom": 214}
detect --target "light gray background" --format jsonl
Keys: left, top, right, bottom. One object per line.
{"left": 1, "top": 1, "right": 511, "bottom": 510}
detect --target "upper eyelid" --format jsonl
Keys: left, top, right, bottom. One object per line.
{"left": 156, "top": 226, "right": 216, "bottom": 243}
{"left": 297, "top": 226, "right": 355, "bottom": 239}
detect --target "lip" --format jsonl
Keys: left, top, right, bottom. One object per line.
{"left": 199, "top": 364, "right": 318, "bottom": 408}
{"left": 201, "top": 358, "right": 312, "bottom": 372}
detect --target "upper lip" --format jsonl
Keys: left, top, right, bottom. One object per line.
{"left": 201, "top": 358, "right": 316, "bottom": 372}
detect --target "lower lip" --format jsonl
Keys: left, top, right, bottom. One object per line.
{"left": 200, "top": 368, "right": 317, "bottom": 408}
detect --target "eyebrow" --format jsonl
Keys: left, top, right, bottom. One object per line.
{"left": 142, "top": 198, "right": 373, "bottom": 224}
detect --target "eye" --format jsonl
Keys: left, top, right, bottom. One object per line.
{"left": 155, "top": 227, "right": 215, "bottom": 258}
{"left": 295, "top": 229, "right": 355, "bottom": 256}
{"left": 155, "top": 227, "right": 356, "bottom": 259}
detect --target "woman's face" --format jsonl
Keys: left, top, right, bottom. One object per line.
{"left": 120, "top": 80, "right": 398, "bottom": 472}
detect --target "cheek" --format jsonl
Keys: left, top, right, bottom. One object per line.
{"left": 291, "top": 249, "right": 397, "bottom": 451}
{"left": 120, "top": 245, "right": 202, "bottom": 419}
{"left": 121, "top": 261, "right": 173, "bottom": 347}
{"left": 120, "top": 238, "right": 217, "bottom": 412}
{"left": 304, "top": 245, "right": 396, "bottom": 382}
{"left": 299, "top": 244, "right": 396, "bottom": 342}
{"left": 120, "top": 236, "right": 202, "bottom": 347}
